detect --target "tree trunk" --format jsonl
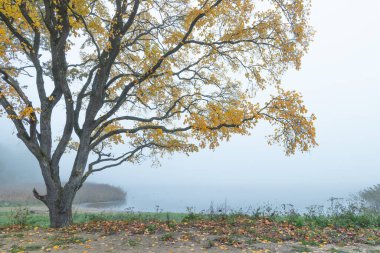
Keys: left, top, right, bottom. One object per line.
{"left": 48, "top": 202, "right": 73, "bottom": 228}
{"left": 33, "top": 147, "right": 88, "bottom": 228}
{"left": 34, "top": 184, "right": 77, "bottom": 228}
{"left": 49, "top": 184, "right": 79, "bottom": 228}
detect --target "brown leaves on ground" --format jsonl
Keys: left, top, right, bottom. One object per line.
{"left": 1, "top": 217, "right": 379, "bottom": 252}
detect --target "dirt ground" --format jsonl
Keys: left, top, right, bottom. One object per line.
{"left": 1, "top": 227, "right": 380, "bottom": 253}
{"left": 1, "top": 206, "right": 380, "bottom": 252}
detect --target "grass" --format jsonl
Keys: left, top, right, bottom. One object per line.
{"left": 203, "top": 239, "right": 215, "bottom": 249}
{"left": 126, "top": 239, "right": 139, "bottom": 247}
{"left": 24, "top": 245, "right": 43, "bottom": 251}
{"left": 1, "top": 206, "right": 380, "bottom": 229}
{"left": 269, "top": 212, "right": 380, "bottom": 229}
{"left": 83, "top": 211, "right": 187, "bottom": 223}
{"left": 301, "top": 239, "right": 320, "bottom": 246}
{"left": 10, "top": 245, "right": 25, "bottom": 253}
{"left": 160, "top": 232, "right": 175, "bottom": 241}
{"left": 0, "top": 200, "right": 379, "bottom": 253}
{"left": 9, "top": 244, "right": 42, "bottom": 253}
{"left": 0, "top": 208, "right": 379, "bottom": 252}
{"left": 0, "top": 210, "right": 188, "bottom": 227}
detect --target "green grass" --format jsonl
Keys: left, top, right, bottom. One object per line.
{"left": 0, "top": 210, "right": 188, "bottom": 227}
{"left": 9, "top": 244, "right": 42, "bottom": 253}
{"left": 301, "top": 240, "right": 320, "bottom": 246}
{"left": 10, "top": 245, "right": 25, "bottom": 253}
{"left": 269, "top": 212, "right": 380, "bottom": 229}
{"left": 126, "top": 239, "right": 139, "bottom": 247}
{"left": 24, "top": 245, "right": 43, "bottom": 251}
{"left": 160, "top": 232, "right": 175, "bottom": 241}
{"left": 1, "top": 206, "right": 380, "bottom": 229}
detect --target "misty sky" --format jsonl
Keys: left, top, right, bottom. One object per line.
{"left": 1, "top": 0, "right": 380, "bottom": 212}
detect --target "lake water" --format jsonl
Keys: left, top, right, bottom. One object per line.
{"left": 79, "top": 184, "right": 358, "bottom": 214}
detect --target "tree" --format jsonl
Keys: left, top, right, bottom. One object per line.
{"left": 0, "top": 0, "right": 316, "bottom": 227}
{"left": 360, "top": 184, "right": 380, "bottom": 211}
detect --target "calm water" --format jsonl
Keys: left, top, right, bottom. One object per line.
{"left": 79, "top": 184, "right": 357, "bottom": 214}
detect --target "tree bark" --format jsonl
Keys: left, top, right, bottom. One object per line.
{"left": 34, "top": 178, "right": 78, "bottom": 228}
{"left": 31, "top": 140, "right": 90, "bottom": 227}
{"left": 48, "top": 200, "right": 73, "bottom": 228}
{"left": 46, "top": 188, "right": 77, "bottom": 228}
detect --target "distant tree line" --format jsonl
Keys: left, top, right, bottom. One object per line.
{"left": 360, "top": 184, "right": 380, "bottom": 211}
{"left": 0, "top": 182, "right": 126, "bottom": 205}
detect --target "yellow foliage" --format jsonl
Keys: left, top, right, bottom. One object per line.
{"left": 0, "top": 0, "right": 316, "bottom": 159}
{"left": 103, "top": 123, "right": 125, "bottom": 145}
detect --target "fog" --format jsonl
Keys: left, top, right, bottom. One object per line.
{"left": 1, "top": 0, "right": 380, "bottom": 212}
{"left": 0, "top": 144, "right": 40, "bottom": 184}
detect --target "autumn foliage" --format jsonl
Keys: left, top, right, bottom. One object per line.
{"left": 0, "top": 0, "right": 316, "bottom": 227}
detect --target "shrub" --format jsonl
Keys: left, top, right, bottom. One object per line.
{"left": 9, "top": 207, "right": 30, "bottom": 226}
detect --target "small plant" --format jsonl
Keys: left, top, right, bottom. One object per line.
{"left": 165, "top": 212, "right": 173, "bottom": 228}
{"left": 9, "top": 207, "right": 30, "bottom": 226}
{"left": 183, "top": 206, "right": 201, "bottom": 222}
{"left": 160, "top": 232, "right": 174, "bottom": 241}
{"left": 0, "top": 234, "right": 10, "bottom": 238}
{"left": 155, "top": 205, "right": 163, "bottom": 214}
{"left": 246, "top": 238, "right": 260, "bottom": 245}
{"left": 203, "top": 239, "right": 215, "bottom": 249}
{"left": 127, "top": 239, "right": 138, "bottom": 247}
{"left": 10, "top": 245, "right": 25, "bottom": 253}
{"left": 146, "top": 223, "right": 157, "bottom": 234}
{"left": 301, "top": 240, "right": 320, "bottom": 246}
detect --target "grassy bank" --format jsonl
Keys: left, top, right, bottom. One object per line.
{"left": 1, "top": 200, "right": 379, "bottom": 253}
{"left": 1, "top": 205, "right": 380, "bottom": 229}
{"left": 1, "top": 208, "right": 379, "bottom": 253}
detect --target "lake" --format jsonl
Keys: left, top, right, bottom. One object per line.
{"left": 79, "top": 184, "right": 358, "bottom": 214}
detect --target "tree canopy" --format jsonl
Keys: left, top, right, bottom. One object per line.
{"left": 0, "top": 0, "right": 316, "bottom": 227}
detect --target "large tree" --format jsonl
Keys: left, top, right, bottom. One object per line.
{"left": 0, "top": 0, "right": 316, "bottom": 227}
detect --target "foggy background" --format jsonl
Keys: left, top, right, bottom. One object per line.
{"left": 1, "top": 0, "right": 380, "bottom": 212}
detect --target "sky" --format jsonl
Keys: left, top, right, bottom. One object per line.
{"left": 1, "top": 0, "right": 380, "bottom": 212}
